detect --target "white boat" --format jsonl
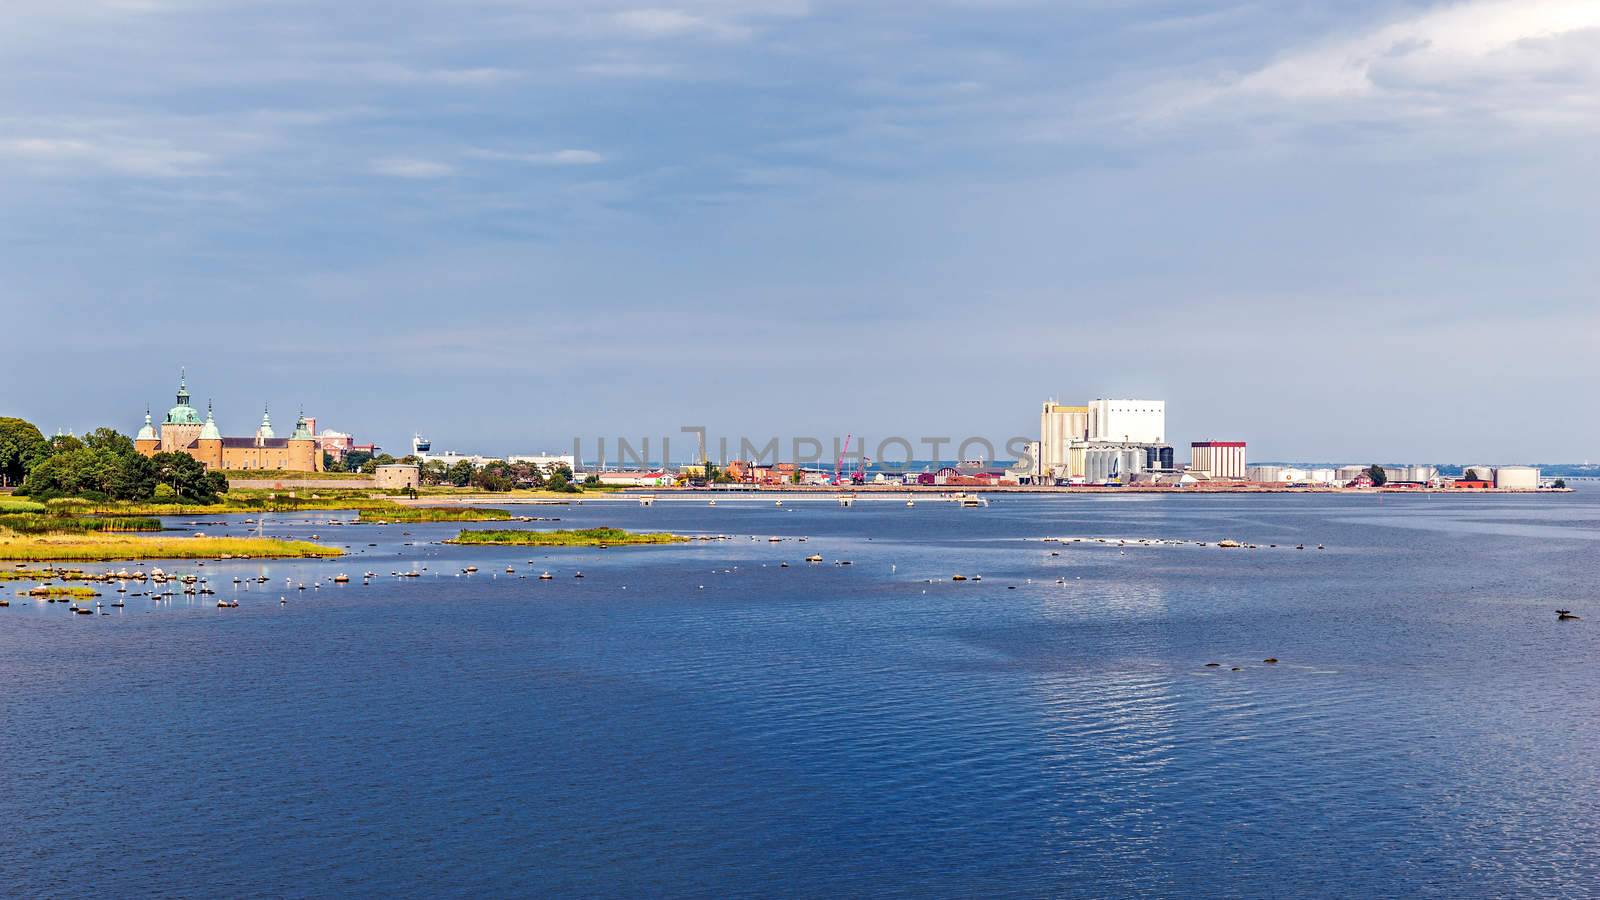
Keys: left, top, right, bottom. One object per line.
{"left": 953, "top": 493, "right": 987, "bottom": 508}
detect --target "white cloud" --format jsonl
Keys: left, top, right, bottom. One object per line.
{"left": 470, "top": 148, "right": 606, "bottom": 166}
{"left": 370, "top": 157, "right": 456, "bottom": 178}
{"left": 1159, "top": 0, "right": 1600, "bottom": 129}
{"left": 0, "top": 134, "right": 209, "bottom": 176}
{"left": 608, "top": 7, "right": 753, "bottom": 40}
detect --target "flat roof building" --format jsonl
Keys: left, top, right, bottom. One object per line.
{"left": 1191, "top": 441, "right": 1246, "bottom": 480}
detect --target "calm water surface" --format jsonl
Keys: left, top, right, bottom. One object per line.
{"left": 3, "top": 491, "right": 1597, "bottom": 897}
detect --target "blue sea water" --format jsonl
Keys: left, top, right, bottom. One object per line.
{"left": 2, "top": 490, "right": 1597, "bottom": 897}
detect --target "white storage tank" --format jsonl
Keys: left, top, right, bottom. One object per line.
{"left": 1493, "top": 466, "right": 1540, "bottom": 490}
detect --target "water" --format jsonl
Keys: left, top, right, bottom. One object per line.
{"left": 3, "top": 491, "right": 1597, "bottom": 897}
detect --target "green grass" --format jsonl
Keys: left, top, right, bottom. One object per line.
{"left": 49, "top": 492, "right": 405, "bottom": 516}
{"left": 357, "top": 506, "right": 513, "bottom": 523}
{"left": 0, "top": 497, "right": 48, "bottom": 513}
{"left": 0, "top": 567, "right": 91, "bottom": 582}
{"left": 446, "top": 527, "right": 689, "bottom": 547}
{"left": 16, "top": 585, "right": 100, "bottom": 599}
{"left": 0, "top": 513, "right": 163, "bottom": 535}
{"left": 0, "top": 533, "right": 343, "bottom": 561}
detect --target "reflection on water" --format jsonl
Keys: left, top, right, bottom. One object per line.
{"left": 2, "top": 490, "right": 1598, "bottom": 895}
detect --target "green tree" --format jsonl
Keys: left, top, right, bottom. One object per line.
{"left": 21, "top": 448, "right": 118, "bottom": 498}
{"left": 419, "top": 460, "right": 449, "bottom": 485}
{"left": 0, "top": 416, "right": 48, "bottom": 487}
{"left": 151, "top": 452, "right": 224, "bottom": 503}
{"left": 358, "top": 452, "right": 397, "bottom": 475}
{"left": 84, "top": 426, "right": 136, "bottom": 458}
{"left": 109, "top": 453, "right": 158, "bottom": 500}
{"left": 47, "top": 433, "right": 85, "bottom": 454}
{"left": 472, "top": 461, "right": 514, "bottom": 492}
{"left": 1553, "top": 479, "right": 1567, "bottom": 489}
{"left": 1367, "top": 464, "right": 1388, "bottom": 486}
{"left": 344, "top": 449, "right": 374, "bottom": 472}
{"left": 323, "top": 452, "right": 346, "bottom": 473}
{"left": 447, "top": 460, "right": 475, "bottom": 487}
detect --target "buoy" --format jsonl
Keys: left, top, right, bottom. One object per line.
{"left": 1205, "top": 662, "right": 1220, "bottom": 668}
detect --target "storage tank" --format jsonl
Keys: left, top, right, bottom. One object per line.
{"left": 1493, "top": 466, "right": 1539, "bottom": 490}
{"left": 1462, "top": 465, "right": 1495, "bottom": 482}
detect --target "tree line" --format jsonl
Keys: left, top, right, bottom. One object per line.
{"left": 0, "top": 417, "right": 228, "bottom": 503}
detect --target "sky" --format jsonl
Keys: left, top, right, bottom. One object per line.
{"left": 2, "top": 0, "right": 1597, "bottom": 463}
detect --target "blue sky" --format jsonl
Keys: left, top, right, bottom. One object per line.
{"left": 3, "top": 0, "right": 1596, "bottom": 462}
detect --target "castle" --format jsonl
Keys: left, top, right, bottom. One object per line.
{"left": 134, "top": 372, "right": 323, "bottom": 472}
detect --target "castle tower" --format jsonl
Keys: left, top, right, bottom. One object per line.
{"left": 196, "top": 401, "right": 224, "bottom": 470}
{"left": 160, "top": 369, "right": 204, "bottom": 452}
{"left": 287, "top": 410, "right": 322, "bottom": 472}
{"left": 255, "top": 405, "right": 275, "bottom": 446}
{"left": 134, "top": 408, "right": 159, "bottom": 456}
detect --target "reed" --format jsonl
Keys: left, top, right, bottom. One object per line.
{"left": 446, "top": 527, "right": 688, "bottom": 547}
{"left": 0, "top": 497, "right": 48, "bottom": 513}
{"left": 0, "top": 514, "right": 163, "bottom": 535}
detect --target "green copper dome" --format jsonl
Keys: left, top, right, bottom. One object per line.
{"left": 199, "top": 403, "right": 222, "bottom": 441}
{"left": 165, "top": 371, "right": 202, "bottom": 425}
{"left": 290, "top": 411, "right": 313, "bottom": 441}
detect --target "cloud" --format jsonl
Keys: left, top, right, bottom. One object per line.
{"left": 608, "top": 7, "right": 753, "bottom": 40}
{"left": 470, "top": 148, "right": 606, "bottom": 166}
{"left": 370, "top": 157, "right": 456, "bottom": 178}
{"left": 1154, "top": 0, "right": 1600, "bottom": 129}
{"left": 0, "top": 134, "right": 210, "bottom": 177}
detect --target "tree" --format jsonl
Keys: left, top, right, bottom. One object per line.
{"left": 1553, "top": 479, "right": 1567, "bottom": 489}
{"left": 0, "top": 416, "right": 48, "bottom": 487}
{"left": 47, "top": 433, "right": 85, "bottom": 454}
{"left": 109, "top": 453, "right": 158, "bottom": 500}
{"left": 323, "top": 452, "right": 346, "bottom": 473}
{"left": 584, "top": 473, "right": 600, "bottom": 486}
{"left": 344, "top": 449, "right": 374, "bottom": 472}
{"left": 21, "top": 448, "right": 118, "bottom": 499}
{"left": 546, "top": 472, "right": 580, "bottom": 493}
{"left": 471, "top": 461, "right": 514, "bottom": 492}
{"left": 447, "top": 460, "right": 475, "bottom": 487}
{"left": 84, "top": 426, "right": 136, "bottom": 458}
{"left": 151, "top": 452, "right": 224, "bottom": 503}
{"left": 1367, "top": 464, "right": 1388, "bottom": 486}
{"left": 359, "top": 452, "right": 397, "bottom": 475}
{"left": 419, "top": 460, "right": 449, "bottom": 485}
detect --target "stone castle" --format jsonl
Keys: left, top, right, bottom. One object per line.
{"left": 135, "top": 372, "right": 323, "bottom": 472}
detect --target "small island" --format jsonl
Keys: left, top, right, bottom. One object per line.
{"left": 356, "top": 506, "right": 514, "bottom": 523}
{"left": 446, "top": 527, "right": 689, "bottom": 547}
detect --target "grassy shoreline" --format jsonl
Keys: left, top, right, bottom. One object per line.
{"left": 446, "top": 527, "right": 688, "bottom": 547}
{"left": 0, "top": 534, "right": 343, "bottom": 562}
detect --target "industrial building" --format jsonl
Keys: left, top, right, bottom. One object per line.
{"left": 1039, "top": 397, "right": 1171, "bottom": 483}
{"left": 1492, "top": 466, "right": 1540, "bottom": 490}
{"left": 1190, "top": 441, "right": 1246, "bottom": 479}
{"left": 1087, "top": 399, "right": 1165, "bottom": 444}
{"left": 1039, "top": 403, "right": 1088, "bottom": 477}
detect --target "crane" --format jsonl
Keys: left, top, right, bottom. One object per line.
{"left": 833, "top": 434, "right": 852, "bottom": 486}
